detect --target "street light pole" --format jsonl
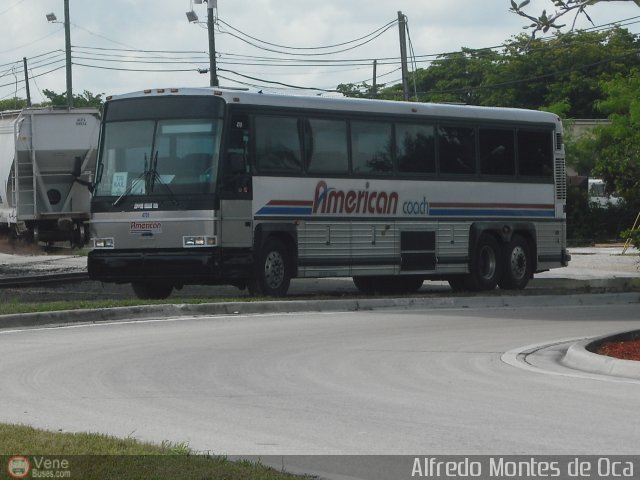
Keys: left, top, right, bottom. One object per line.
{"left": 63, "top": 0, "right": 73, "bottom": 107}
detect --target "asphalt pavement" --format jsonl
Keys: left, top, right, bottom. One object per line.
{"left": 1, "top": 245, "right": 639, "bottom": 382}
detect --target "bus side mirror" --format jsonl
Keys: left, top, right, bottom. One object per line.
{"left": 71, "top": 156, "right": 94, "bottom": 193}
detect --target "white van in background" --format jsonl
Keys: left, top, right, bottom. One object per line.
{"left": 588, "top": 178, "right": 621, "bottom": 207}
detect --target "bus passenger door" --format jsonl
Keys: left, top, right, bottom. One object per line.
{"left": 218, "top": 114, "right": 253, "bottom": 248}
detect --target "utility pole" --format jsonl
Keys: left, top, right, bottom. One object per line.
{"left": 23, "top": 58, "right": 32, "bottom": 107}
{"left": 397, "top": 11, "right": 410, "bottom": 102}
{"left": 64, "top": 0, "right": 73, "bottom": 107}
{"left": 207, "top": 2, "right": 219, "bottom": 87}
{"left": 372, "top": 59, "right": 377, "bottom": 98}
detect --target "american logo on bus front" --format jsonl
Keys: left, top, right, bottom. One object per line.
{"left": 130, "top": 221, "right": 162, "bottom": 234}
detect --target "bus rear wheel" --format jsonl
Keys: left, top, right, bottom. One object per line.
{"left": 499, "top": 234, "right": 532, "bottom": 290}
{"left": 466, "top": 233, "right": 503, "bottom": 291}
{"left": 132, "top": 281, "right": 173, "bottom": 300}
{"left": 249, "top": 237, "right": 291, "bottom": 296}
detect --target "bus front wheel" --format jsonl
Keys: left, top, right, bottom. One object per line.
{"left": 249, "top": 237, "right": 291, "bottom": 296}
{"left": 499, "top": 234, "right": 532, "bottom": 290}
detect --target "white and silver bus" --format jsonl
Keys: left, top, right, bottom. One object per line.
{"left": 88, "top": 87, "right": 570, "bottom": 299}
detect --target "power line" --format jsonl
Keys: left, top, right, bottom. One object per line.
{"left": 0, "top": 0, "right": 26, "bottom": 17}
{"left": 0, "top": 65, "right": 65, "bottom": 90}
{"left": 216, "top": 17, "right": 398, "bottom": 51}
{"left": 0, "top": 27, "right": 64, "bottom": 55}
{"left": 218, "top": 67, "right": 337, "bottom": 92}
{"left": 3, "top": 13, "right": 640, "bottom": 99}
{"left": 72, "top": 62, "right": 197, "bottom": 73}
{"left": 215, "top": 17, "right": 399, "bottom": 57}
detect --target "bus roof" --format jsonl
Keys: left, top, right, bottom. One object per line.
{"left": 107, "top": 87, "right": 561, "bottom": 127}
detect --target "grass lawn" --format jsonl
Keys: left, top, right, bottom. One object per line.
{"left": 0, "top": 424, "right": 309, "bottom": 479}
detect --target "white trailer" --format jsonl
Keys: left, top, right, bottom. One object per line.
{"left": 0, "top": 107, "right": 99, "bottom": 244}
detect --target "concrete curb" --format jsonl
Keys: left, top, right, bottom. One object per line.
{"left": 529, "top": 277, "right": 640, "bottom": 292}
{"left": 563, "top": 329, "right": 640, "bottom": 379}
{"left": 1, "top": 291, "right": 638, "bottom": 330}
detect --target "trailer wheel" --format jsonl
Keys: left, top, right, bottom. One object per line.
{"left": 132, "top": 282, "right": 173, "bottom": 300}
{"left": 249, "top": 237, "right": 291, "bottom": 296}
{"left": 466, "top": 233, "right": 502, "bottom": 291}
{"left": 499, "top": 234, "right": 532, "bottom": 290}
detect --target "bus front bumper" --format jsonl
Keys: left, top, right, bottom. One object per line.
{"left": 87, "top": 248, "right": 253, "bottom": 284}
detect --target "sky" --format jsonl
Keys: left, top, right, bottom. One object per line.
{"left": 1, "top": 0, "right": 640, "bottom": 104}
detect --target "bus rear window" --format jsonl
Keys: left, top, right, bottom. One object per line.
{"left": 518, "top": 129, "right": 553, "bottom": 177}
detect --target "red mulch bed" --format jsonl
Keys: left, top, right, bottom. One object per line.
{"left": 596, "top": 339, "right": 640, "bottom": 361}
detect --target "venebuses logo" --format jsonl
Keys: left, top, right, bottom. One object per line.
{"left": 7, "top": 456, "right": 30, "bottom": 479}
{"left": 312, "top": 180, "right": 399, "bottom": 215}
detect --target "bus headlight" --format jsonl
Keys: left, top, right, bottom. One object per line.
{"left": 183, "top": 236, "right": 217, "bottom": 247}
{"left": 93, "top": 238, "right": 115, "bottom": 249}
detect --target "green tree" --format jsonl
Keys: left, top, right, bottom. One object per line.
{"left": 386, "top": 28, "right": 640, "bottom": 118}
{"left": 336, "top": 82, "right": 387, "bottom": 99}
{"left": 0, "top": 98, "right": 28, "bottom": 111}
{"left": 42, "top": 89, "right": 104, "bottom": 108}
{"left": 588, "top": 70, "right": 640, "bottom": 206}
{"left": 340, "top": 28, "right": 639, "bottom": 119}
{"left": 510, "top": 0, "right": 640, "bottom": 37}
{"left": 411, "top": 48, "right": 502, "bottom": 104}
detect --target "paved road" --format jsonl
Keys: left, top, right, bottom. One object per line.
{"left": 0, "top": 302, "right": 638, "bottom": 460}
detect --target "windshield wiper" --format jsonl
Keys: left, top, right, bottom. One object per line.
{"left": 147, "top": 151, "right": 180, "bottom": 206}
{"left": 112, "top": 152, "right": 180, "bottom": 207}
{"left": 112, "top": 155, "right": 149, "bottom": 207}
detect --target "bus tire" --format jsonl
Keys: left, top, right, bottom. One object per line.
{"left": 467, "top": 233, "right": 502, "bottom": 291}
{"left": 132, "top": 281, "right": 173, "bottom": 300}
{"left": 499, "top": 234, "right": 532, "bottom": 290}
{"left": 249, "top": 237, "right": 291, "bottom": 296}
{"left": 353, "top": 276, "right": 376, "bottom": 294}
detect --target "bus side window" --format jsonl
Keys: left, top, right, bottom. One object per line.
{"left": 479, "top": 128, "right": 515, "bottom": 176}
{"left": 351, "top": 121, "right": 393, "bottom": 175}
{"left": 396, "top": 123, "right": 436, "bottom": 174}
{"left": 438, "top": 126, "right": 476, "bottom": 175}
{"left": 306, "top": 118, "right": 349, "bottom": 175}
{"left": 255, "top": 116, "right": 303, "bottom": 173}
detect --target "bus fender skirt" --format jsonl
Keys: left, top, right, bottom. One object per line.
{"left": 469, "top": 222, "right": 536, "bottom": 245}
{"left": 253, "top": 223, "right": 299, "bottom": 274}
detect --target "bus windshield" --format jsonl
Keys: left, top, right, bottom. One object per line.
{"left": 95, "top": 117, "right": 222, "bottom": 198}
